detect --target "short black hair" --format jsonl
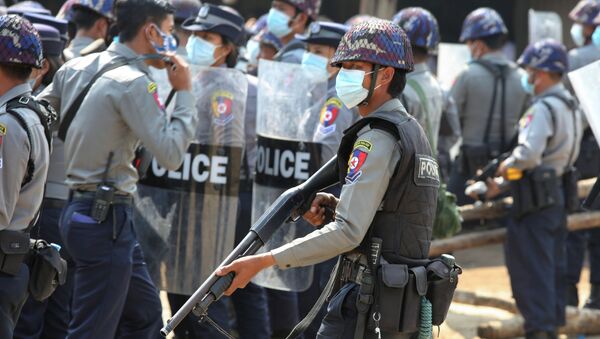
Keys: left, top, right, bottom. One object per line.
{"left": 222, "top": 36, "right": 239, "bottom": 68}
{"left": 480, "top": 33, "right": 507, "bottom": 51}
{"left": 115, "top": 0, "right": 175, "bottom": 43}
{"left": 73, "top": 6, "right": 105, "bottom": 31}
{"left": 0, "top": 63, "right": 32, "bottom": 81}
{"left": 387, "top": 68, "right": 407, "bottom": 98}
{"left": 411, "top": 46, "right": 428, "bottom": 60}
{"left": 42, "top": 56, "right": 65, "bottom": 87}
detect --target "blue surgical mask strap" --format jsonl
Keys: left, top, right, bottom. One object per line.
{"left": 361, "top": 65, "right": 380, "bottom": 106}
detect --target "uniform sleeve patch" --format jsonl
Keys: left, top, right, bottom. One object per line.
{"left": 353, "top": 140, "right": 372, "bottom": 152}
{"left": 520, "top": 108, "right": 534, "bottom": 130}
{"left": 0, "top": 123, "right": 6, "bottom": 135}
{"left": 414, "top": 154, "right": 440, "bottom": 188}
{"left": 317, "top": 97, "right": 342, "bottom": 135}
{"left": 345, "top": 148, "right": 368, "bottom": 184}
{"left": 147, "top": 82, "right": 158, "bottom": 94}
{"left": 211, "top": 90, "right": 235, "bottom": 126}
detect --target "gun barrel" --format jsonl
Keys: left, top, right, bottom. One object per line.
{"left": 160, "top": 231, "right": 262, "bottom": 337}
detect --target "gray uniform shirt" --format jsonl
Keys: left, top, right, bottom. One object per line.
{"left": 313, "top": 78, "right": 359, "bottom": 165}
{"left": 505, "top": 84, "right": 583, "bottom": 176}
{"left": 62, "top": 36, "right": 96, "bottom": 61}
{"left": 0, "top": 84, "right": 49, "bottom": 231}
{"left": 274, "top": 38, "right": 305, "bottom": 64}
{"left": 40, "top": 42, "right": 198, "bottom": 194}
{"left": 403, "top": 63, "right": 443, "bottom": 150}
{"left": 272, "top": 99, "right": 406, "bottom": 268}
{"left": 437, "top": 88, "right": 461, "bottom": 155}
{"left": 451, "top": 51, "right": 529, "bottom": 147}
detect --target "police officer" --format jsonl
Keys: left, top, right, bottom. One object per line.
{"left": 438, "top": 89, "right": 461, "bottom": 182}
{"left": 257, "top": 29, "right": 283, "bottom": 62}
{"left": 0, "top": 14, "right": 50, "bottom": 338}
{"left": 393, "top": 7, "right": 443, "bottom": 150}
{"left": 12, "top": 19, "right": 70, "bottom": 339}
{"left": 62, "top": 0, "right": 113, "bottom": 61}
{"left": 566, "top": 0, "right": 600, "bottom": 308}
{"left": 483, "top": 40, "right": 582, "bottom": 339}
{"left": 39, "top": 0, "right": 198, "bottom": 337}
{"left": 266, "top": 0, "right": 321, "bottom": 64}
{"left": 217, "top": 19, "right": 440, "bottom": 339}
{"left": 448, "top": 7, "right": 529, "bottom": 205}
{"left": 296, "top": 20, "right": 356, "bottom": 338}
{"left": 171, "top": 0, "right": 201, "bottom": 58}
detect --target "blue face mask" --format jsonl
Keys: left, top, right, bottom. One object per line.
{"left": 520, "top": 73, "right": 535, "bottom": 95}
{"left": 245, "top": 39, "right": 260, "bottom": 66}
{"left": 593, "top": 26, "right": 600, "bottom": 47}
{"left": 267, "top": 8, "right": 292, "bottom": 38}
{"left": 336, "top": 68, "right": 376, "bottom": 108}
{"left": 571, "top": 23, "right": 586, "bottom": 47}
{"left": 301, "top": 52, "right": 329, "bottom": 72}
{"left": 186, "top": 35, "right": 221, "bottom": 66}
{"left": 149, "top": 24, "right": 177, "bottom": 53}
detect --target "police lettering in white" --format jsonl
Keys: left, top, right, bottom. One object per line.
{"left": 151, "top": 153, "right": 228, "bottom": 184}
{"left": 255, "top": 145, "right": 310, "bottom": 180}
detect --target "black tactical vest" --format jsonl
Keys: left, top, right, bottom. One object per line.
{"left": 337, "top": 112, "right": 439, "bottom": 262}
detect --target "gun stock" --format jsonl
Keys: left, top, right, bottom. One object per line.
{"left": 160, "top": 156, "right": 339, "bottom": 337}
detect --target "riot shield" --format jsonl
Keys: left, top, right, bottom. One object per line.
{"left": 437, "top": 43, "right": 470, "bottom": 88}
{"left": 252, "top": 59, "right": 328, "bottom": 291}
{"left": 528, "top": 9, "right": 562, "bottom": 44}
{"left": 134, "top": 66, "right": 247, "bottom": 295}
{"left": 569, "top": 60, "right": 600, "bottom": 147}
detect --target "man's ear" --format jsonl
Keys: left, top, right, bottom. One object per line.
{"left": 40, "top": 58, "right": 50, "bottom": 77}
{"left": 379, "top": 67, "right": 395, "bottom": 86}
{"left": 292, "top": 12, "right": 308, "bottom": 31}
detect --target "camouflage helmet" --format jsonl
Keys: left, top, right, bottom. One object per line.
{"left": 459, "top": 7, "right": 508, "bottom": 42}
{"left": 392, "top": 7, "right": 440, "bottom": 52}
{"left": 282, "top": 0, "right": 321, "bottom": 21}
{"left": 330, "top": 18, "right": 414, "bottom": 71}
{"left": 569, "top": 0, "right": 600, "bottom": 25}
{"left": 518, "top": 39, "right": 568, "bottom": 74}
{"left": 0, "top": 14, "right": 43, "bottom": 68}
{"left": 72, "top": 0, "right": 114, "bottom": 21}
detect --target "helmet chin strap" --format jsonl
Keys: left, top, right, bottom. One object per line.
{"left": 360, "top": 64, "right": 380, "bottom": 106}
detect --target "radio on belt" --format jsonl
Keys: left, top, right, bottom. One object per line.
{"left": 91, "top": 152, "right": 116, "bottom": 223}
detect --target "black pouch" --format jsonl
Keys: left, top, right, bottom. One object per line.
{"left": 460, "top": 145, "right": 489, "bottom": 176}
{"left": 563, "top": 167, "right": 581, "bottom": 213}
{"left": 426, "top": 260, "right": 461, "bottom": 325}
{"left": 370, "top": 264, "right": 408, "bottom": 332}
{"left": 27, "top": 240, "right": 68, "bottom": 301}
{"left": 531, "top": 166, "right": 560, "bottom": 210}
{"left": 510, "top": 175, "right": 536, "bottom": 219}
{"left": 0, "top": 230, "right": 29, "bottom": 276}
{"left": 401, "top": 267, "right": 428, "bottom": 332}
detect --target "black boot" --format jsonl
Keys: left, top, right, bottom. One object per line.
{"left": 584, "top": 283, "right": 600, "bottom": 309}
{"left": 567, "top": 283, "right": 579, "bottom": 307}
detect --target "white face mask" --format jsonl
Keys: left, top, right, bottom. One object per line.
{"left": 335, "top": 68, "right": 378, "bottom": 108}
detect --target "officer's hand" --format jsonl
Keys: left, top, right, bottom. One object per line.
{"left": 496, "top": 160, "right": 509, "bottom": 179}
{"left": 216, "top": 253, "right": 275, "bottom": 296}
{"left": 166, "top": 54, "right": 192, "bottom": 92}
{"left": 303, "top": 193, "right": 338, "bottom": 226}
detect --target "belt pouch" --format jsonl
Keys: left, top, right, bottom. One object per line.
{"left": 400, "top": 267, "right": 427, "bottom": 332}
{"left": 510, "top": 174, "right": 536, "bottom": 219}
{"left": 532, "top": 166, "right": 560, "bottom": 209}
{"left": 28, "top": 241, "right": 68, "bottom": 301}
{"left": 562, "top": 166, "right": 580, "bottom": 213}
{"left": 371, "top": 264, "right": 408, "bottom": 332}
{"left": 426, "top": 260, "right": 460, "bottom": 325}
{"left": 0, "top": 230, "right": 29, "bottom": 276}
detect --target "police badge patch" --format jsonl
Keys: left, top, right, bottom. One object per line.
{"left": 317, "top": 97, "right": 342, "bottom": 135}
{"left": 346, "top": 148, "right": 368, "bottom": 184}
{"left": 414, "top": 154, "right": 440, "bottom": 187}
{"left": 212, "top": 90, "right": 234, "bottom": 126}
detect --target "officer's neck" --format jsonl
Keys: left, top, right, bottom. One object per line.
{"left": 280, "top": 33, "right": 295, "bottom": 46}
{"left": 358, "top": 93, "right": 393, "bottom": 117}
{"left": 535, "top": 80, "right": 560, "bottom": 96}
{"left": 0, "top": 76, "right": 22, "bottom": 98}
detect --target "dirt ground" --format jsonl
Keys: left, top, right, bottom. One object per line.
{"left": 160, "top": 243, "right": 595, "bottom": 339}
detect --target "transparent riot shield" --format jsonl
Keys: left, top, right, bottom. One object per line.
{"left": 569, "top": 60, "right": 600, "bottom": 147}
{"left": 437, "top": 43, "right": 470, "bottom": 88}
{"left": 252, "top": 59, "right": 328, "bottom": 291}
{"left": 528, "top": 9, "right": 562, "bottom": 44}
{"left": 134, "top": 66, "right": 247, "bottom": 295}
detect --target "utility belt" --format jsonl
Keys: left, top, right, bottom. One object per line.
{"left": 342, "top": 250, "right": 461, "bottom": 335}
{"left": 510, "top": 166, "right": 569, "bottom": 219}
{"left": 71, "top": 188, "right": 132, "bottom": 224}
{"left": 0, "top": 231, "right": 67, "bottom": 301}
{"left": 459, "top": 144, "right": 502, "bottom": 177}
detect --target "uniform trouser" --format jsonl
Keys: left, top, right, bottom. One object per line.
{"left": 317, "top": 283, "right": 415, "bottom": 339}
{"left": 60, "top": 198, "right": 163, "bottom": 339}
{"left": 167, "top": 293, "right": 231, "bottom": 338}
{"left": 0, "top": 264, "right": 29, "bottom": 338}
{"left": 267, "top": 289, "right": 301, "bottom": 338}
{"left": 446, "top": 161, "right": 475, "bottom": 207}
{"left": 231, "top": 189, "right": 271, "bottom": 339}
{"left": 14, "top": 204, "right": 75, "bottom": 339}
{"left": 566, "top": 228, "right": 600, "bottom": 285}
{"left": 505, "top": 206, "right": 568, "bottom": 333}
{"left": 298, "top": 257, "right": 338, "bottom": 338}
